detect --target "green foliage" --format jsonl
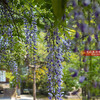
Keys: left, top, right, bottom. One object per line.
{"left": 1, "top": 0, "right": 100, "bottom": 98}
{"left": 51, "top": 0, "right": 67, "bottom": 20}
{"left": 6, "top": 72, "right": 15, "bottom": 88}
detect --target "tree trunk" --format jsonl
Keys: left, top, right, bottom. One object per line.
{"left": 33, "top": 68, "right": 36, "bottom": 100}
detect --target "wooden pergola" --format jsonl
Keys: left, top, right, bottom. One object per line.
{"left": 28, "top": 61, "right": 47, "bottom": 100}
{"left": 25, "top": 55, "right": 47, "bottom": 100}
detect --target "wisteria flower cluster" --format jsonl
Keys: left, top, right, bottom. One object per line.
{"left": 62, "top": 37, "right": 71, "bottom": 62}
{"left": 45, "top": 28, "right": 64, "bottom": 100}
{"left": 0, "top": 2, "right": 14, "bottom": 52}
{"left": 24, "top": 8, "right": 37, "bottom": 64}
{"left": 9, "top": 61, "right": 19, "bottom": 83}
{"left": 67, "top": 0, "right": 100, "bottom": 84}
{"left": 67, "top": 0, "right": 100, "bottom": 51}
{"left": 0, "top": 7, "right": 15, "bottom": 72}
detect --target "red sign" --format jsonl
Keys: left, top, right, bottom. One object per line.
{"left": 81, "top": 50, "right": 100, "bottom": 56}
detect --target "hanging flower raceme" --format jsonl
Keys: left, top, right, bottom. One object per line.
{"left": 0, "top": 3, "right": 14, "bottom": 52}
{"left": 67, "top": 0, "right": 100, "bottom": 86}
{"left": 46, "top": 28, "right": 64, "bottom": 100}
{"left": 0, "top": 6, "right": 16, "bottom": 83}
{"left": 62, "top": 36, "right": 71, "bottom": 62}
{"left": 0, "top": 24, "right": 14, "bottom": 67}
{"left": 9, "top": 61, "right": 18, "bottom": 83}
{"left": 24, "top": 8, "right": 37, "bottom": 64}
{"left": 13, "top": 62, "right": 18, "bottom": 82}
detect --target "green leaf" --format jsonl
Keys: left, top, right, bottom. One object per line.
{"left": 51, "top": 0, "right": 67, "bottom": 19}
{"left": 34, "top": 0, "right": 44, "bottom": 4}
{"left": 37, "top": 18, "right": 44, "bottom": 29}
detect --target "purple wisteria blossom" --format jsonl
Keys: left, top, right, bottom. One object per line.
{"left": 46, "top": 29, "right": 64, "bottom": 100}
{"left": 10, "top": 61, "right": 18, "bottom": 83}
{"left": 72, "top": 0, "right": 77, "bottom": 7}
{"left": 95, "top": 11, "right": 99, "bottom": 18}
{"left": 24, "top": 8, "right": 37, "bottom": 64}
{"left": 75, "top": 32, "right": 79, "bottom": 38}
{"left": 83, "top": 0, "right": 91, "bottom": 6}
{"left": 79, "top": 76, "right": 85, "bottom": 83}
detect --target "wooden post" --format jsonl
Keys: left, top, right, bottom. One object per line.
{"left": 33, "top": 67, "right": 36, "bottom": 100}
{"left": 28, "top": 64, "right": 43, "bottom": 100}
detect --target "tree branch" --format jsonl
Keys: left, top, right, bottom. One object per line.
{"left": 25, "top": 0, "right": 52, "bottom": 26}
